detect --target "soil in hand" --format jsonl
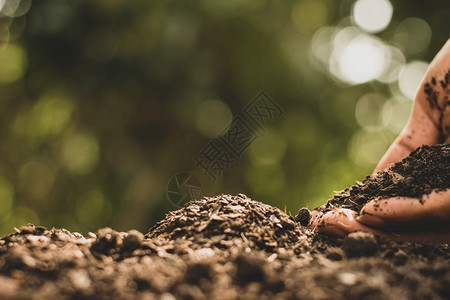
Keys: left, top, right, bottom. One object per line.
{"left": 319, "top": 143, "right": 450, "bottom": 214}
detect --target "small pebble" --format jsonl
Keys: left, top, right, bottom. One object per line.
{"left": 234, "top": 253, "right": 266, "bottom": 285}
{"left": 91, "top": 227, "right": 120, "bottom": 254}
{"left": 343, "top": 232, "right": 378, "bottom": 258}
{"left": 325, "top": 247, "right": 345, "bottom": 261}
{"left": 123, "top": 230, "right": 144, "bottom": 250}
{"left": 393, "top": 249, "right": 408, "bottom": 265}
{"left": 295, "top": 207, "right": 311, "bottom": 226}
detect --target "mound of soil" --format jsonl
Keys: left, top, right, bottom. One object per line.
{"left": 147, "top": 194, "right": 307, "bottom": 253}
{"left": 320, "top": 144, "right": 450, "bottom": 213}
{"left": 0, "top": 144, "right": 449, "bottom": 299}
{"left": 0, "top": 195, "right": 449, "bottom": 299}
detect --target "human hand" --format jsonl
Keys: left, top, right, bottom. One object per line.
{"left": 310, "top": 189, "right": 450, "bottom": 243}
{"left": 309, "top": 39, "right": 450, "bottom": 243}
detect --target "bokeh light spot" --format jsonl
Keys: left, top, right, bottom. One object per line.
{"left": 162, "top": 14, "right": 198, "bottom": 58}
{"left": 246, "top": 164, "right": 285, "bottom": 195}
{"left": 377, "top": 46, "right": 405, "bottom": 83}
{"left": 1, "top": 0, "right": 31, "bottom": 18}
{"left": 195, "top": 99, "right": 232, "bottom": 138}
{"left": 27, "top": 92, "right": 75, "bottom": 140}
{"left": 18, "top": 161, "right": 56, "bottom": 201}
{"left": 310, "top": 26, "right": 336, "bottom": 64}
{"left": 0, "top": 20, "right": 11, "bottom": 46}
{"left": 0, "top": 0, "right": 20, "bottom": 17}
{"left": 202, "top": 0, "right": 266, "bottom": 14}
{"left": 0, "top": 176, "right": 14, "bottom": 217}
{"left": 330, "top": 32, "right": 386, "bottom": 84}
{"left": 350, "top": 129, "right": 392, "bottom": 167}
{"left": 292, "top": 0, "right": 328, "bottom": 34}
{"left": 355, "top": 93, "right": 386, "bottom": 131}
{"left": 352, "top": 0, "right": 393, "bottom": 33}
{"left": 282, "top": 112, "right": 320, "bottom": 151}
{"left": 76, "top": 189, "right": 112, "bottom": 228}
{"left": 398, "top": 61, "right": 428, "bottom": 100}
{"left": 3, "top": 205, "right": 40, "bottom": 234}
{"left": 0, "top": 43, "right": 27, "bottom": 83}
{"left": 61, "top": 132, "right": 100, "bottom": 175}
{"left": 394, "top": 18, "right": 432, "bottom": 55}
{"left": 382, "top": 96, "right": 412, "bottom": 134}
{"left": 250, "top": 129, "right": 287, "bottom": 165}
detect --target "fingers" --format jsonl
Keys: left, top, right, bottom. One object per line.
{"left": 309, "top": 208, "right": 388, "bottom": 238}
{"left": 357, "top": 189, "right": 450, "bottom": 229}
{"left": 310, "top": 206, "right": 450, "bottom": 243}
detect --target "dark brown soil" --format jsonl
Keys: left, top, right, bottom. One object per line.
{"left": 319, "top": 143, "right": 450, "bottom": 214}
{"left": 0, "top": 144, "right": 449, "bottom": 299}
{"left": 1, "top": 193, "right": 450, "bottom": 299}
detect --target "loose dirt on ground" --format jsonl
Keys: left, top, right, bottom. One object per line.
{"left": 0, "top": 144, "right": 449, "bottom": 299}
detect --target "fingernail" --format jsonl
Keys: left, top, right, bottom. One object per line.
{"left": 356, "top": 214, "right": 385, "bottom": 227}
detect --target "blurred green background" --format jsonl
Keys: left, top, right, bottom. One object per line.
{"left": 0, "top": 0, "right": 448, "bottom": 235}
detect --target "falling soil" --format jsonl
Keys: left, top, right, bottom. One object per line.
{"left": 0, "top": 145, "right": 449, "bottom": 299}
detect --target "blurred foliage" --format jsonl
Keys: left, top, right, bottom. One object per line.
{"left": 0, "top": 0, "right": 449, "bottom": 235}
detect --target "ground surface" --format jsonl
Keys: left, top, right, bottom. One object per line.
{"left": 0, "top": 145, "right": 449, "bottom": 299}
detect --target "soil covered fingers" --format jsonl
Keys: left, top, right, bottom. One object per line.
{"left": 357, "top": 189, "right": 450, "bottom": 230}
{"left": 310, "top": 208, "right": 387, "bottom": 238}
{"left": 311, "top": 207, "right": 450, "bottom": 243}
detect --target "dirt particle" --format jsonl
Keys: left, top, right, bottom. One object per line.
{"left": 123, "top": 230, "right": 144, "bottom": 251}
{"left": 424, "top": 83, "right": 433, "bottom": 95}
{"left": 343, "top": 232, "right": 378, "bottom": 258}
{"left": 393, "top": 249, "right": 408, "bottom": 265}
{"left": 295, "top": 207, "right": 312, "bottom": 226}
{"left": 91, "top": 227, "right": 121, "bottom": 255}
{"left": 185, "top": 262, "right": 214, "bottom": 284}
{"left": 325, "top": 247, "right": 346, "bottom": 261}
{"left": 234, "top": 253, "right": 266, "bottom": 285}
